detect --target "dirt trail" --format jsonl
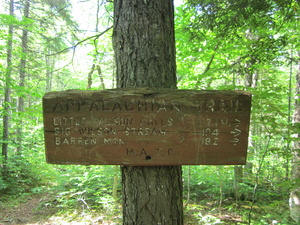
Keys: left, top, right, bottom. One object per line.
{"left": 0, "top": 193, "right": 121, "bottom": 225}
{"left": 0, "top": 193, "right": 58, "bottom": 224}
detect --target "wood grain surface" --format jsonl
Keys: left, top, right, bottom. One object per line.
{"left": 43, "top": 88, "right": 251, "bottom": 165}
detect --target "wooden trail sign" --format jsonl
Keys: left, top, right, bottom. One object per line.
{"left": 43, "top": 88, "right": 251, "bottom": 166}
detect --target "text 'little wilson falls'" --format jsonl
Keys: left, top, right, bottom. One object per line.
{"left": 43, "top": 88, "right": 252, "bottom": 166}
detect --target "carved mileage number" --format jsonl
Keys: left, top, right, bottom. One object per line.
{"left": 202, "top": 128, "right": 219, "bottom": 146}
{"left": 201, "top": 118, "right": 242, "bottom": 146}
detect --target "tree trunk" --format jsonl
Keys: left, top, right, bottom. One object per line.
{"left": 121, "top": 166, "right": 183, "bottom": 224}
{"left": 112, "top": 165, "right": 119, "bottom": 200}
{"left": 87, "top": 64, "right": 95, "bottom": 89}
{"left": 113, "top": 0, "right": 176, "bottom": 89}
{"left": 112, "top": 0, "right": 183, "bottom": 224}
{"left": 2, "top": 0, "right": 14, "bottom": 179}
{"left": 45, "top": 53, "right": 54, "bottom": 92}
{"left": 17, "top": 0, "right": 30, "bottom": 154}
{"left": 290, "top": 51, "right": 300, "bottom": 222}
{"left": 96, "top": 65, "right": 105, "bottom": 90}
{"left": 234, "top": 165, "right": 243, "bottom": 200}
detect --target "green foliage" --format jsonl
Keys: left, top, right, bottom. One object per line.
{"left": 40, "top": 165, "right": 121, "bottom": 214}
{"left": 176, "top": 0, "right": 298, "bottom": 90}
{"left": 0, "top": 155, "right": 44, "bottom": 194}
{"left": 0, "top": 14, "right": 19, "bottom": 25}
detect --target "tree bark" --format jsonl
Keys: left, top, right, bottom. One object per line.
{"left": 290, "top": 51, "right": 300, "bottom": 222}
{"left": 96, "top": 65, "right": 105, "bottom": 90}
{"left": 112, "top": 0, "right": 183, "bottom": 224}
{"left": 2, "top": 0, "right": 14, "bottom": 179}
{"left": 112, "top": 165, "right": 119, "bottom": 200}
{"left": 17, "top": 0, "right": 30, "bottom": 154}
{"left": 234, "top": 165, "right": 243, "bottom": 200}
{"left": 87, "top": 64, "right": 95, "bottom": 89}
{"left": 45, "top": 52, "right": 54, "bottom": 92}
{"left": 121, "top": 166, "right": 183, "bottom": 224}
{"left": 113, "top": 0, "right": 177, "bottom": 89}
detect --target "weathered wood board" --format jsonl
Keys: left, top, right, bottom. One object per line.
{"left": 43, "top": 88, "right": 251, "bottom": 165}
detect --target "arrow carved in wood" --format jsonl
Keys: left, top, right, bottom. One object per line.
{"left": 229, "top": 138, "right": 240, "bottom": 145}
{"left": 233, "top": 119, "right": 241, "bottom": 127}
{"left": 230, "top": 128, "right": 241, "bottom": 137}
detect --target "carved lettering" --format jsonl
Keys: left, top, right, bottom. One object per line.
{"left": 171, "top": 101, "right": 181, "bottom": 111}
{"left": 54, "top": 127, "right": 70, "bottom": 135}
{"left": 195, "top": 99, "right": 244, "bottom": 113}
{"left": 52, "top": 98, "right": 244, "bottom": 114}
{"left": 157, "top": 100, "right": 167, "bottom": 112}
{"left": 125, "top": 127, "right": 166, "bottom": 136}
{"left": 126, "top": 148, "right": 135, "bottom": 155}
{"left": 220, "top": 100, "right": 226, "bottom": 112}
{"left": 234, "top": 100, "right": 243, "bottom": 112}
{"left": 53, "top": 99, "right": 64, "bottom": 111}
{"left": 53, "top": 117, "right": 86, "bottom": 126}
{"left": 125, "top": 100, "right": 135, "bottom": 111}
{"left": 125, "top": 148, "right": 175, "bottom": 157}
{"left": 103, "top": 138, "right": 124, "bottom": 145}
{"left": 51, "top": 97, "right": 245, "bottom": 114}
{"left": 138, "top": 100, "right": 148, "bottom": 111}
{"left": 44, "top": 89, "right": 251, "bottom": 165}
{"left": 53, "top": 98, "right": 85, "bottom": 112}
{"left": 89, "top": 101, "right": 99, "bottom": 111}
{"left": 207, "top": 99, "right": 215, "bottom": 112}
{"left": 139, "top": 117, "right": 173, "bottom": 126}
{"left": 96, "top": 127, "right": 117, "bottom": 135}
{"left": 95, "top": 117, "right": 133, "bottom": 126}
{"left": 55, "top": 137, "right": 97, "bottom": 145}
{"left": 140, "top": 149, "right": 147, "bottom": 156}
{"left": 112, "top": 102, "right": 122, "bottom": 111}
{"left": 221, "top": 119, "right": 228, "bottom": 126}
{"left": 66, "top": 99, "right": 76, "bottom": 111}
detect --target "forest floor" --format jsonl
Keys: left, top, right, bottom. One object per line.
{"left": 0, "top": 192, "right": 57, "bottom": 224}
{"left": 0, "top": 192, "right": 122, "bottom": 225}
{"left": 0, "top": 192, "right": 251, "bottom": 225}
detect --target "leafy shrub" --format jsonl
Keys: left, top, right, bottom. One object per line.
{"left": 0, "top": 155, "right": 42, "bottom": 194}
{"left": 50, "top": 165, "right": 121, "bottom": 212}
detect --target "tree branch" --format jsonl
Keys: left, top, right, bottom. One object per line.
{"left": 46, "top": 26, "right": 113, "bottom": 56}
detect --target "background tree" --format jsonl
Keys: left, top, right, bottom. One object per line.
{"left": 2, "top": 0, "right": 15, "bottom": 179}
{"left": 290, "top": 51, "right": 300, "bottom": 222}
{"left": 16, "top": 0, "right": 30, "bottom": 154}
